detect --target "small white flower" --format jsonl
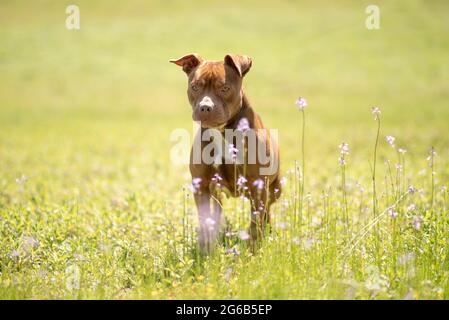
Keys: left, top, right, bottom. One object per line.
{"left": 239, "top": 230, "right": 250, "bottom": 241}
{"left": 191, "top": 177, "right": 202, "bottom": 193}
{"left": 212, "top": 173, "right": 223, "bottom": 187}
{"left": 253, "top": 179, "right": 264, "bottom": 190}
{"left": 15, "top": 174, "right": 28, "bottom": 185}
{"left": 280, "top": 177, "right": 287, "bottom": 186}
{"left": 338, "top": 142, "right": 349, "bottom": 166}
{"left": 427, "top": 148, "right": 436, "bottom": 168}
{"left": 295, "top": 97, "right": 308, "bottom": 110}
{"left": 408, "top": 185, "right": 417, "bottom": 194}
{"left": 407, "top": 203, "right": 416, "bottom": 212}
{"left": 386, "top": 135, "right": 396, "bottom": 148}
{"left": 398, "top": 148, "right": 407, "bottom": 154}
{"left": 371, "top": 106, "right": 381, "bottom": 120}
{"left": 225, "top": 248, "right": 239, "bottom": 255}
{"left": 339, "top": 142, "right": 349, "bottom": 155}
{"left": 237, "top": 118, "right": 250, "bottom": 132}
{"left": 412, "top": 215, "right": 423, "bottom": 231}
{"left": 356, "top": 181, "right": 365, "bottom": 193}
{"left": 387, "top": 207, "right": 398, "bottom": 218}
{"left": 228, "top": 144, "right": 239, "bottom": 161}
{"left": 237, "top": 175, "right": 247, "bottom": 187}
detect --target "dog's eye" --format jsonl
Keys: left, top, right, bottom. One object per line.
{"left": 221, "top": 86, "right": 230, "bottom": 93}
{"left": 191, "top": 84, "right": 200, "bottom": 91}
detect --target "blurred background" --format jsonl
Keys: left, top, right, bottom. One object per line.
{"left": 1, "top": 0, "right": 448, "bottom": 199}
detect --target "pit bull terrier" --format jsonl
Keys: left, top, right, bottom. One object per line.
{"left": 170, "top": 53, "right": 281, "bottom": 251}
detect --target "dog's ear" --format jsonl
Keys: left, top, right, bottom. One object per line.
{"left": 169, "top": 53, "right": 203, "bottom": 75}
{"left": 224, "top": 54, "right": 252, "bottom": 77}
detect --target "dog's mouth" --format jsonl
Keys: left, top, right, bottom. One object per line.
{"left": 200, "top": 120, "right": 227, "bottom": 129}
{"left": 192, "top": 113, "right": 227, "bottom": 130}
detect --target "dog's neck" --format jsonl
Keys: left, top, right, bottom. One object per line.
{"left": 223, "top": 92, "right": 252, "bottom": 131}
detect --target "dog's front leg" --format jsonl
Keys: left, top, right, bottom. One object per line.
{"left": 194, "top": 189, "right": 222, "bottom": 252}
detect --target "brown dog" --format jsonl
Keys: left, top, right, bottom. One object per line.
{"left": 170, "top": 53, "right": 281, "bottom": 251}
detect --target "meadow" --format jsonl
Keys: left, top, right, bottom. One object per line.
{"left": 0, "top": 0, "right": 448, "bottom": 299}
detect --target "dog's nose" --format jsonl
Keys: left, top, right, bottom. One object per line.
{"left": 200, "top": 105, "right": 212, "bottom": 113}
{"left": 198, "top": 96, "right": 214, "bottom": 113}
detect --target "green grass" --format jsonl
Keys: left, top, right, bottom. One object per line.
{"left": 1, "top": 0, "right": 448, "bottom": 299}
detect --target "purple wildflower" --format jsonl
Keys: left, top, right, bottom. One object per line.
{"left": 371, "top": 106, "right": 381, "bottom": 120}
{"left": 412, "top": 215, "right": 423, "bottom": 231}
{"left": 296, "top": 97, "right": 308, "bottom": 110}
{"left": 386, "top": 135, "right": 396, "bottom": 148}
{"left": 228, "top": 144, "right": 239, "bottom": 161}
{"left": 253, "top": 179, "right": 264, "bottom": 190}
{"left": 237, "top": 118, "right": 250, "bottom": 132}
{"left": 191, "top": 177, "right": 202, "bottom": 193}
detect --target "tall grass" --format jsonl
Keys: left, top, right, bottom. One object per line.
{"left": 3, "top": 103, "right": 447, "bottom": 300}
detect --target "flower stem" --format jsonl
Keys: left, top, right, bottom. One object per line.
{"left": 299, "top": 109, "right": 306, "bottom": 231}
{"left": 372, "top": 117, "right": 380, "bottom": 218}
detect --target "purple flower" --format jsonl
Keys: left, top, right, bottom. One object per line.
{"left": 371, "top": 106, "right": 381, "bottom": 120}
{"left": 237, "top": 175, "right": 248, "bottom": 192}
{"left": 225, "top": 247, "right": 239, "bottom": 255}
{"left": 387, "top": 207, "right": 398, "bottom": 218}
{"left": 191, "top": 177, "right": 202, "bottom": 193}
{"left": 427, "top": 148, "right": 436, "bottom": 168}
{"left": 338, "top": 142, "right": 349, "bottom": 166}
{"left": 280, "top": 177, "right": 287, "bottom": 186}
{"left": 228, "top": 144, "right": 239, "bottom": 161}
{"left": 408, "top": 185, "right": 417, "bottom": 194}
{"left": 237, "top": 175, "right": 247, "bottom": 186}
{"left": 296, "top": 97, "right": 308, "bottom": 110}
{"left": 237, "top": 118, "right": 250, "bottom": 132}
{"left": 386, "top": 135, "right": 396, "bottom": 148}
{"left": 339, "top": 142, "right": 349, "bottom": 155}
{"left": 212, "top": 173, "right": 222, "bottom": 187}
{"left": 412, "top": 215, "right": 423, "bottom": 231}
{"left": 253, "top": 179, "right": 264, "bottom": 190}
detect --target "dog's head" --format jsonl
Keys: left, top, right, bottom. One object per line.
{"left": 170, "top": 54, "right": 252, "bottom": 128}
